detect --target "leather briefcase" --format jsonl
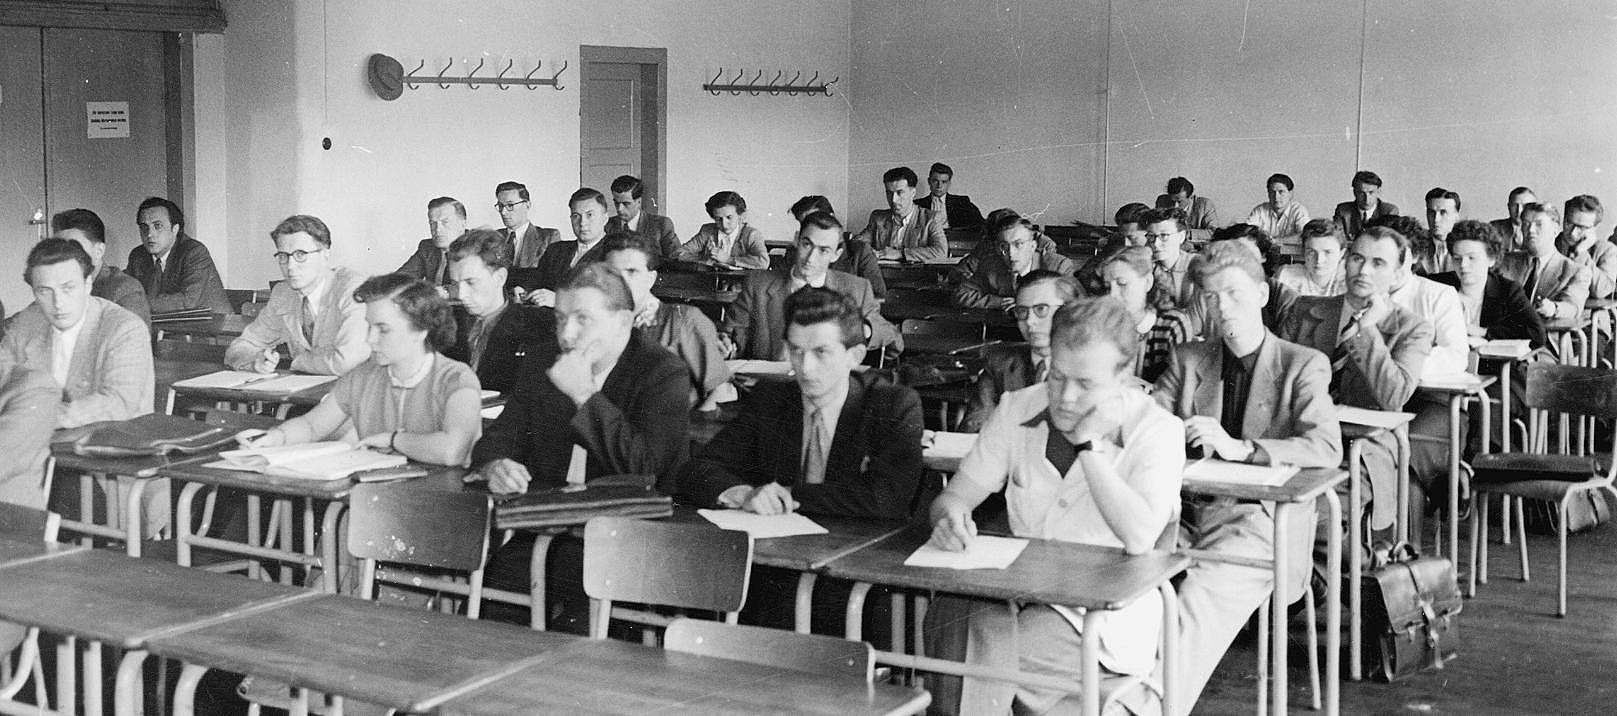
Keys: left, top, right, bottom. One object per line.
{"left": 1360, "top": 543, "right": 1461, "bottom": 682}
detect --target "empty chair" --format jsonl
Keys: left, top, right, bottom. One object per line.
{"left": 0, "top": 503, "right": 60, "bottom": 711}
{"left": 582, "top": 516, "right": 752, "bottom": 640}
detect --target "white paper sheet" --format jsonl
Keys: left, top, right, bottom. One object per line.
{"left": 244, "top": 374, "right": 337, "bottom": 394}
{"left": 480, "top": 405, "right": 505, "bottom": 420}
{"left": 1182, "top": 459, "right": 1297, "bottom": 487}
{"left": 698, "top": 509, "right": 828, "bottom": 539}
{"left": 923, "top": 431, "right": 978, "bottom": 461}
{"left": 172, "top": 370, "right": 276, "bottom": 389}
{"left": 725, "top": 360, "right": 794, "bottom": 377}
{"left": 904, "top": 535, "right": 1028, "bottom": 570}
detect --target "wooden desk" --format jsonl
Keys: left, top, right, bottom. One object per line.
{"left": 1418, "top": 374, "right": 1496, "bottom": 568}
{"left": 0, "top": 536, "right": 86, "bottom": 570}
{"left": 153, "top": 313, "right": 249, "bottom": 342}
{"left": 899, "top": 333, "right": 1003, "bottom": 357}
{"left": 46, "top": 448, "right": 223, "bottom": 557}
{"left": 164, "top": 371, "right": 334, "bottom": 418}
{"left": 819, "top": 527, "right": 1188, "bottom": 716}
{"left": 438, "top": 637, "right": 930, "bottom": 716}
{"left": 880, "top": 262, "right": 952, "bottom": 290}
{"left": 151, "top": 593, "right": 577, "bottom": 715}
{"left": 1182, "top": 466, "right": 1347, "bottom": 716}
{"left": 651, "top": 284, "right": 741, "bottom": 306}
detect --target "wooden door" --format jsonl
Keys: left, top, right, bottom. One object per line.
{"left": 580, "top": 61, "right": 643, "bottom": 195}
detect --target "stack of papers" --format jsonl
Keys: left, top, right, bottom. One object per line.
{"left": 210, "top": 442, "right": 406, "bottom": 481}
{"left": 174, "top": 371, "right": 336, "bottom": 394}
{"left": 1182, "top": 458, "right": 1298, "bottom": 487}
{"left": 725, "top": 360, "right": 794, "bottom": 377}
{"left": 698, "top": 509, "right": 827, "bottom": 539}
{"left": 904, "top": 536, "right": 1028, "bottom": 570}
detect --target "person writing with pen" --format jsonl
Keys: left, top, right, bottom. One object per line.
{"left": 225, "top": 215, "right": 371, "bottom": 376}
{"left": 922, "top": 296, "right": 1185, "bottom": 716}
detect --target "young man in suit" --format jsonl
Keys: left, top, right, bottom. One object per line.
{"left": 914, "top": 162, "right": 984, "bottom": 230}
{"left": 50, "top": 208, "right": 150, "bottom": 324}
{"left": 445, "top": 229, "right": 552, "bottom": 394}
{"left": 961, "top": 270, "right": 1078, "bottom": 432}
{"left": 1420, "top": 188, "right": 1463, "bottom": 274}
{"left": 124, "top": 196, "right": 230, "bottom": 315}
{"left": 1141, "top": 206, "right": 1198, "bottom": 310}
{"left": 1333, "top": 170, "right": 1400, "bottom": 240}
{"left": 949, "top": 210, "right": 1076, "bottom": 309}
{"left": 1158, "top": 175, "right": 1220, "bottom": 242}
{"left": 1497, "top": 201, "right": 1592, "bottom": 321}
{"left": 606, "top": 175, "right": 679, "bottom": 258}
{"left": 1556, "top": 194, "right": 1617, "bottom": 300}
{"left": 520, "top": 188, "right": 613, "bottom": 307}
{"left": 396, "top": 196, "right": 467, "bottom": 290}
{"left": 495, "top": 180, "right": 561, "bottom": 268}
{"left": 600, "top": 232, "right": 732, "bottom": 411}
{"left": 225, "top": 215, "right": 371, "bottom": 376}
{"left": 1154, "top": 241, "right": 1342, "bottom": 710}
{"left": 473, "top": 262, "right": 692, "bottom": 631}
{"left": 1490, "top": 186, "right": 1535, "bottom": 252}
{"left": 790, "top": 195, "right": 887, "bottom": 298}
{"left": 855, "top": 166, "right": 948, "bottom": 262}
{"left": 722, "top": 211, "right": 901, "bottom": 359}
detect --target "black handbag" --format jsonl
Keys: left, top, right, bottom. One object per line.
{"left": 1359, "top": 542, "right": 1461, "bottom": 682}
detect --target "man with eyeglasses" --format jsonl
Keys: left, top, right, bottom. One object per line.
{"left": 960, "top": 270, "right": 1076, "bottom": 432}
{"left": 949, "top": 210, "right": 1074, "bottom": 309}
{"left": 495, "top": 180, "right": 559, "bottom": 268}
{"left": 1140, "top": 206, "right": 1197, "bottom": 310}
{"left": 226, "top": 215, "right": 371, "bottom": 375}
{"left": 1556, "top": 194, "right": 1617, "bottom": 300}
{"left": 397, "top": 197, "right": 468, "bottom": 291}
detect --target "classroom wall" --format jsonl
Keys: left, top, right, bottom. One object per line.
{"left": 201, "top": 0, "right": 852, "bottom": 287}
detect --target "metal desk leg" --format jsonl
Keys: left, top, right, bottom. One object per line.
{"left": 301, "top": 498, "right": 317, "bottom": 586}
{"left": 172, "top": 664, "right": 205, "bottom": 716}
{"left": 246, "top": 494, "right": 263, "bottom": 580}
{"left": 1158, "top": 582, "right": 1179, "bottom": 716}
{"left": 1323, "top": 489, "right": 1343, "bottom": 716}
{"left": 1448, "top": 393, "right": 1463, "bottom": 566}
{"left": 1395, "top": 425, "right": 1411, "bottom": 545}
{"left": 319, "top": 501, "right": 345, "bottom": 593}
{"left": 794, "top": 573, "right": 818, "bottom": 634}
{"left": 1348, "top": 439, "right": 1364, "bottom": 682}
{"left": 527, "top": 534, "right": 555, "bottom": 630}
{"left": 1271, "top": 501, "right": 1289, "bottom": 716}
{"left": 1500, "top": 362, "right": 1513, "bottom": 453}
{"left": 176, "top": 482, "right": 204, "bottom": 568}
{"left": 1082, "top": 610, "right": 1102, "bottom": 716}
{"left": 55, "top": 636, "right": 75, "bottom": 716}
{"left": 78, "top": 473, "right": 95, "bottom": 548}
{"left": 124, "top": 479, "right": 149, "bottom": 557}
{"left": 114, "top": 650, "right": 147, "bottom": 716}
{"left": 83, "top": 642, "right": 102, "bottom": 716}
{"left": 846, "top": 582, "right": 873, "bottom": 640}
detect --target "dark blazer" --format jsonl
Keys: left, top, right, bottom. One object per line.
{"left": 948, "top": 234, "right": 1076, "bottom": 309}
{"left": 680, "top": 371, "right": 924, "bottom": 520}
{"left": 396, "top": 239, "right": 454, "bottom": 287}
{"left": 722, "top": 269, "right": 901, "bottom": 360}
{"left": 94, "top": 265, "right": 150, "bottom": 325}
{"left": 606, "top": 213, "right": 679, "bottom": 258}
{"left": 124, "top": 235, "right": 230, "bottom": 314}
{"left": 914, "top": 194, "right": 984, "bottom": 230}
{"left": 524, "top": 239, "right": 611, "bottom": 293}
{"left": 444, "top": 304, "right": 555, "bottom": 394}
{"left": 786, "top": 239, "right": 887, "bottom": 298}
{"left": 1489, "top": 218, "right": 1522, "bottom": 252}
{"left": 1428, "top": 271, "right": 1546, "bottom": 348}
{"left": 503, "top": 224, "right": 562, "bottom": 269}
{"left": 1332, "top": 200, "right": 1400, "bottom": 239}
{"left": 470, "top": 330, "right": 692, "bottom": 493}
{"left": 962, "top": 343, "right": 1036, "bottom": 433}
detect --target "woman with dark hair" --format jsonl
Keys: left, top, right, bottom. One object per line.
{"left": 1428, "top": 220, "right": 1545, "bottom": 348}
{"left": 1098, "top": 246, "right": 1192, "bottom": 383}
{"left": 676, "top": 190, "right": 770, "bottom": 269}
{"left": 237, "top": 273, "right": 482, "bottom": 466}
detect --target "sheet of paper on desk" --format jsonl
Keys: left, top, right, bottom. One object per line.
{"left": 698, "top": 509, "right": 828, "bottom": 539}
{"left": 480, "top": 405, "right": 504, "bottom": 419}
{"left": 1183, "top": 459, "right": 1297, "bottom": 487}
{"left": 245, "top": 374, "right": 337, "bottom": 394}
{"left": 480, "top": 390, "right": 500, "bottom": 400}
{"left": 904, "top": 535, "right": 1028, "bottom": 570}
{"left": 725, "top": 360, "right": 794, "bottom": 376}
{"left": 924, "top": 431, "right": 978, "bottom": 461}
{"left": 172, "top": 370, "right": 274, "bottom": 389}
{"left": 1480, "top": 338, "right": 1530, "bottom": 355}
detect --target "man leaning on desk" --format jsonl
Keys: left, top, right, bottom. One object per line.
{"left": 949, "top": 209, "right": 1075, "bottom": 309}
{"left": 224, "top": 215, "right": 371, "bottom": 375}
{"left": 855, "top": 166, "right": 948, "bottom": 262}
{"left": 124, "top": 196, "right": 231, "bottom": 315}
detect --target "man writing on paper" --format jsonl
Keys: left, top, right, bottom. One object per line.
{"left": 1152, "top": 241, "right": 1342, "bottom": 710}
{"left": 226, "top": 215, "right": 371, "bottom": 375}
{"left": 924, "top": 297, "right": 1185, "bottom": 715}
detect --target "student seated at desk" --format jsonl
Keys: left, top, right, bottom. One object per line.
{"left": 225, "top": 215, "right": 371, "bottom": 375}
{"left": 494, "top": 180, "right": 562, "bottom": 268}
{"left": 606, "top": 174, "right": 678, "bottom": 258}
{"left": 472, "top": 263, "right": 692, "bottom": 631}
{"left": 1556, "top": 194, "right": 1617, "bottom": 300}
{"left": 1097, "top": 246, "right": 1192, "bottom": 384}
{"left": 1276, "top": 219, "right": 1347, "bottom": 297}
{"left": 916, "top": 162, "right": 986, "bottom": 231}
{"left": 1152, "top": 242, "right": 1341, "bottom": 710}
{"left": 599, "top": 232, "right": 732, "bottom": 411}
{"left": 124, "top": 196, "right": 231, "bottom": 315}
{"left": 949, "top": 210, "right": 1075, "bottom": 310}
{"left": 855, "top": 166, "right": 948, "bottom": 262}
{"left": 961, "top": 270, "right": 1078, "bottom": 432}
{"left": 396, "top": 196, "right": 467, "bottom": 291}
{"left": 1190, "top": 223, "right": 1299, "bottom": 336}
{"left": 925, "top": 297, "right": 1185, "bottom": 715}
{"left": 1246, "top": 173, "right": 1310, "bottom": 250}
{"left": 445, "top": 229, "right": 553, "bottom": 394}
{"left": 1075, "top": 202, "right": 1148, "bottom": 296}
{"left": 674, "top": 190, "right": 769, "bottom": 270}
{"left": 0, "top": 354, "right": 61, "bottom": 511}
{"left": 1428, "top": 220, "right": 1546, "bottom": 348}
{"left": 1497, "top": 201, "right": 1591, "bottom": 323}
{"left": 238, "top": 274, "right": 481, "bottom": 467}
{"left": 522, "top": 188, "right": 614, "bottom": 308}
{"left": 789, "top": 195, "right": 885, "bottom": 299}
{"left": 50, "top": 208, "right": 150, "bottom": 324}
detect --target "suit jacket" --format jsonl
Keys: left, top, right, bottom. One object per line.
{"left": 1332, "top": 200, "right": 1400, "bottom": 239}
{"left": 1496, "top": 251, "right": 1589, "bottom": 319}
{"left": 396, "top": 239, "right": 455, "bottom": 287}
{"left": 502, "top": 224, "right": 562, "bottom": 268}
{"left": 470, "top": 330, "right": 692, "bottom": 493}
{"left": 723, "top": 269, "right": 901, "bottom": 360}
{"left": 0, "top": 357, "right": 57, "bottom": 511}
{"left": 526, "top": 239, "right": 611, "bottom": 293}
{"left": 962, "top": 343, "right": 1036, "bottom": 433}
{"left": 605, "top": 213, "right": 679, "bottom": 258}
{"left": 1154, "top": 195, "right": 1221, "bottom": 237}
{"left": 94, "top": 265, "right": 150, "bottom": 325}
{"left": 124, "top": 235, "right": 230, "bottom": 315}
{"left": 1558, "top": 233, "right": 1617, "bottom": 299}
{"left": 828, "top": 239, "right": 886, "bottom": 299}
{"left": 914, "top": 194, "right": 985, "bottom": 230}
{"left": 225, "top": 266, "right": 371, "bottom": 375}
{"left": 1489, "top": 218, "right": 1522, "bottom": 252}
{"left": 675, "top": 224, "right": 770, "bottom": 269}
{"left": 2, "top": 297, "right": 153, "bottom": 429}
{"left": 444, "top": 304, "right": 554, "bottom": 394}
{"left": 1428, "top": 271, "right": 1546, "bottom": 348}
{"left": 854, "top": 207, "right": 948, "bottom": 262}
{"left": 949, "top": 234, "right": 1076, "bottom": 309}
{"left": 681, "top": 371, "right": 923, "bottom": 519}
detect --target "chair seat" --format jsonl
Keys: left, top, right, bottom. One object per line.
{"left": 1474, "top": 477, "right": 1610, "bottom": 502}
{"left": 1471, "top": 452, "right": 1604, "bottom": 485}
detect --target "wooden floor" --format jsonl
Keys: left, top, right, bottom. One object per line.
{"left": 1195, "top": 511, "right": 1617, "bottom": 715}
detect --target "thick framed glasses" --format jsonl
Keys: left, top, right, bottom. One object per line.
{"left": 273, "top": 249, "right": 323, "bottom": 264}
{"left": 1010, "top": 303, "right": 1059, "bottom": 320}
{"left": 495, "top": 200, "right": 529, "bottom": 212}
{"left": 1144, "top": 231, "right": 1182, "bottom": 244}
{"left": 998, "top": 239, "right": 1035, "bottom": 254}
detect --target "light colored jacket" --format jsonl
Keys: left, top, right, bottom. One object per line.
{"left": 225, "top": 266, "right": 371, "bottom": 376}
{"left": 2, "top": 297, "right": 153, "bottom": 428}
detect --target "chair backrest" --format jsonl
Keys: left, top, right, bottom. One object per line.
{"left": 347, "top": 483, "right": 492, "bottom": 573}
{"left": 0, "top": 503, "right": 59, "bottom": 543}
{"left": 663, "top": 617, "right": 873, "bottom": 681}
{"left": 153, "top": 339, "right": 229, "bottom": 363}
{"left": 1525, "top": 364, "right": 1617, "bottom": 419}
{"left": 900, "top": 318, "right": 983, "bottom": 340}
{"left": 583, "top": 516, "right": 752, "bottom": 616}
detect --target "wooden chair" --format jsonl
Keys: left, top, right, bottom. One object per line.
{"left": 664, "top": 617, "right": 874, "bottom": 680}
{"left": 0, "top": 503, "right": 58, "bottom": 711}
{"left": 1468, "top": 363, "right": 1617, "bottom": 616}
{"left": 582, "top": 516, "right": 753, "bottom": 641}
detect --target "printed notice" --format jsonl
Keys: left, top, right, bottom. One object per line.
{"left": 87, "top": 102, "right": 130, "bottom": 139}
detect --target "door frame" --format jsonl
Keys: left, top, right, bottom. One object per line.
{"left": 578, "top": 45, "right": 667, "bottom": 214}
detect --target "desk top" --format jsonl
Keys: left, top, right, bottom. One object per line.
{"left": 167, "top": 372, "right": 333, "bottom": 407}
{"left": 1475, "top": 339, "right": 1535, "bottom": 360}
{"left": 1544, "top": 315, "right": 1591, "bottom": 332}
{"left": 144, "top": 594, "right": 576, "bottom": 713}
{"left": 1419, "top": 374, "right": 1497, "bottom": 394}
{"left": 0, "top": 548, "right": 315, "bottom": 647}
{"left": 0, "top": 537, "right": 86, "bottom": 569}
{"left": 1336, "top": 405, "right": 1415, "bottom": 430}
{"left": 159, "top": 462, "right": 356, "bottom": 499}
{"left": 820, "top": 526, "right": 1188, "bottom": 611}
{"left": 1181, "top": 466, "right": 1346, "bottom": 504}
{"left": 753, "top": 516, "right": 909, "bottom": 571}
{"left": 900, "top": 334, "right": 1001, "bottom": 357}
{"left": 49, "top": 446, "right": 223, "bottom": 479}
{"left": 652, "top": 285, "right": 740, "bottom": 305}
{"left": 154, "top": 313, "right": 249, "bottom": 338}
{"left": 438, "top": 637, "right": 929, "bottom": 716}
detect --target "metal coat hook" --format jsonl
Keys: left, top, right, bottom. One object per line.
{"left": 435, "top": 59, "right": 454, "bottom": 89}
{"left": 494, "top": 59, "right": 514, "bottom": 90}
{"left": 367, "top": 53, "right": 567, "bottom": 101}
{"left": 405, "top": 59, "right": 425, "bottom": 90}
{"left": 549, "top": 60, "right": 568, "bottom": 91}
{"left": 701, "top": 67, "right": 840, "bottom": 97}
{"left": 466, "top": 58, "right": 486, "bottom": 89}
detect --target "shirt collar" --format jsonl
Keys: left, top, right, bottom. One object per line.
{"left": 300, "top": 269, "right": 332, "bottom": 306}
{"left": 802, "top": 374, "right": 851, "bottom": 417}
{"left": 388, "top": 353, "right": 435, "bottom": 389}
{"left": 1135, "top": 310, "right": 1157, "bottom": 334}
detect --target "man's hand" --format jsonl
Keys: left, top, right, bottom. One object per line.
{"left": 524, "top": 289, "right": 557, "bottom": 308}
{"left": 927, "top": 507, "right": 976, "bottom": 552}
{"left": 740, "top": 483, "right": 797, "bottom": 515}
{"left": 481, "top": 458, "right": 533, "bottom": 495}
{"left": 717, "top": 332, "right": 737, "bottom": 360}
{"left": 252, "top": 347, "right": 279, "bottom": 374}
{"left": 1184, "top": 416, "right": 1253, "bottom": 462}
{"left": 1536, "top": 298, "right": 1557, "bottom": 319}
{"left": 547, "top": 346, "right": 599, "bottom": 407}
{"left": 1357, "top": 293, "right": 1391, "bottom": 331}
{"left": 999, "top": 296, "right": 1016, "bottom": 310}
{"left": 234, "top": 428, "right": 275, "bottom": 448}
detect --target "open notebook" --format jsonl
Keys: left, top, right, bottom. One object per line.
{"left": 174, "top": 370, "right": 336, "bottom": 394}
{"left": 210, "top": 442, "right": 406, "bottom": 481}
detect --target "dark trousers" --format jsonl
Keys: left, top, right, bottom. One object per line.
{"left": 481, "top": 532, "right": 591, "bottom": 634}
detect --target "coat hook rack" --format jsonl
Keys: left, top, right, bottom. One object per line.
{"left": 703, "top": 67, "right": 838, "bottom": 97}
{"left": 367, "top": 53, "right": 566, "bottom": 101}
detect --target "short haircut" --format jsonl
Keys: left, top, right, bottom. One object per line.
{"left": 790, "top": 195, "right": 834, "bottom": 219}
{"left": 1100, "top": 244, "right": 1154, "bottom": 277}
{"left": 1050, "top": 296, "right": 1139, "bottom": 370}
{"left": 353, "top": 273, "right": 457, "bottom": 351}
{"left": 1520, "top": 201, "right": 1560, "bottom": 224}
{"left": 1357, "top": 225, "right": 1412, "bottom": 264}
{"left": 1299, "top": 218, "right": 1345, "bottom": 246}
{"left": 882, "top": 166, "right": 919, "bottom": 188}
{"left": 1266, "top": 174, "right": 1294, "bottom": 192}
{"left": 24, "top": 238, "right": 93, "bottom": 284}
{"left": 1425, "top": 187, "right": 1462, "bottom": 210}
{"left": 1447, "top": 220, "right": 1502, "bottom": 259}
{"left": 1114, "top": 202, "right": 1151, "bottom": 226}
{"left": 570, "top": 187, "right": 609, "bottom": 211}
{"left": 798, "top": 211, "right": 846, "bottom": 246}
{"left": 427, "top": 196, "right": 467, "bottom": 219}
{"left": 987, "top": 209, "right": 1033, "bottom": 240}
{"left": 1139, "top": 206, "right": 1188, "bottom": 232}
{"left": 561, "top": 260, "right": 634, "bottom": 312}
{"left": 447, "top": 228, "right": 512, "bottom": 271}
{"left": 599, "top": 231, "right": 661, "bottom": 271}
{"left": 494, "top": 181, "right": 529, "bottom": 201}
{"left": 783, "top": 286, "right": 865, "bottom": 348}
{"left": 1016, "top": 270, "right": 1079, "bottom": 302}
{"left": 1507, "top": 186, "right": 1535, "bottom": 201}
{"left": 1352, "top": 170, "right": 1383, "bottom": 188}
{"left": 1195, "top": 239, "right": 1266, "bottom": 285}
{"left": 929, "top": 162, "right": 953, "bottom": 177}
{"left": 1367, "top": 214, "right": 1428, "bottom": 252}
{"left": 609, "top": 175, "right": 642, "bottom": 198}
{"left": 137, "top": 196, "right": 184, "bottom": 228}
{"left": 270, "top": 215, "right": 332, "bottom": 247}
{"left": 1210, "top": 222, "right": 1279, "bottom": 276}
{"left": 704, "top": 190, "right": 746, "bottom": 215}
{"left": 1565, "top": 194, "right": 1604, "bottom": 223}
{"left": 51, "top": 209, "right": 105, "bottom": 244}
{"left": 1153, "top": 194, "right": 1176, "bottom": 209}
{"left": 1165, "top": 176, "right": 1194, "bottom": 196}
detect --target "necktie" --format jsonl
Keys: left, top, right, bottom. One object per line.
{"left": 1154, "top": 263, "right": 1176, "bottom": 307}
{"left": 434, "top": 249, "right": 449, "bottom": 287}
{"left": 1330, "top": 312, "right": 1363, "bottom": 395}
{"left": 802, "top": 408, "right": 827, "bottom": 485}
{"left": 300, "top": 295, "right": 315, "bottom": 345}
{"left": 565, "top": 445, "right": 588, "bottom": 485}
{"left": 1525, "top": 257, "right": 1541, "bottom": 302}
{"left": 151, "top": 256, "right": 163, "bottom": 290}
